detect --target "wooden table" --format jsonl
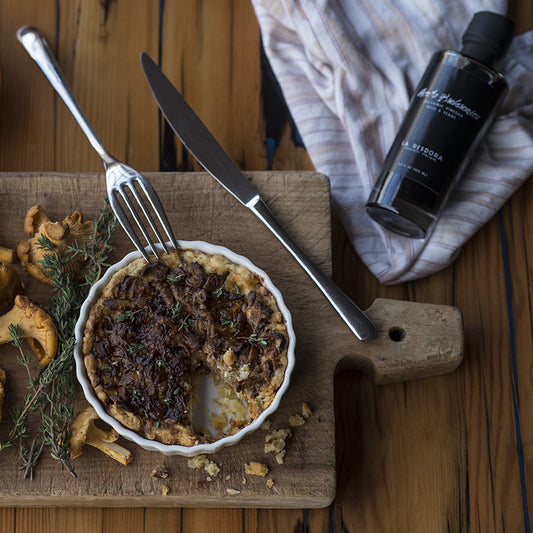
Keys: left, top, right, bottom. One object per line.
{"left": 0, "top": 1, "right": 531, "bottom": 531}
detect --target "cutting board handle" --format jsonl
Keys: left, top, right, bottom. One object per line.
{"left": 339, "top": 298, "right": 464, "bottom": 384}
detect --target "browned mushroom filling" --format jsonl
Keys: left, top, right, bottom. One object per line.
{"left": 85, "top": 251, "right": 288, "bottom": 445}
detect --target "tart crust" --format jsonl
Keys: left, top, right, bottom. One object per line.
{"left": 83, "top": 248, "right": 289, "bottom": 446}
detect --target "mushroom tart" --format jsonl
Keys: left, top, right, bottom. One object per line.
{"left": 81, "top": 246, "right": 290, "bottom": 447}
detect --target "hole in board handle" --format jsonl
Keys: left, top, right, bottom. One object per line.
{"left": 388, "top": 326, "right": 406, "bottom": 342}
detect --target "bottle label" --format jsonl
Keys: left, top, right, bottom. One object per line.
{"left": 385, "top": 60, "right": 503, "bottom": 197}
{"left": 415, "top": 87, "right": 482, "bottom": 120}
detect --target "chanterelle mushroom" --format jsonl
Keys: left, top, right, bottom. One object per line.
{"left": 0, "top": 295, "right": 58, "bottom": 366}
{"left": 0, "top": 262, "right": 23, "bottom": 315}
{"left": 17, "top": 205, "right": 95, "bottom": 285}
{"left": 0, "top": 246, "right": 16, "bottom": 263}
{"left": 69, "top": 407, "right": 132, "bottom": 465}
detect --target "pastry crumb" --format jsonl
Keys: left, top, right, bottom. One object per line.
{"left": 265, "top": 428, "right": 291, "bottom": 454}
{"left": 188, "top": 455, "right": 208, "bottom": 469}
{"left": 226, "top": 488, "right": 241, "bottom": 495}
{"left": 161, "top": 485, "right": 170, "bottom": 496}
{"left": 261, "top": 420, "right": 271, "bottom": 430}
{"left": 244, "top": 461, "right": 269, "bottom": 477}
{"left": 302, "top": 403, "right": 313, "bottom": 418}
{"left": 187, "top": 454, "right": 220, "bottom": 477}
{"left": 289, "top": 414, "right": 305, "bottom": 427}
{"left": 205, "top": 460, "right": 220, "bottom": 477}
{"left": 275, "top": 450, "right": 286, "bottom": 465}
{"left": 266, "top": 478, "right": 275, "bottom": 489}
{"left": 151, "top": 464, "right": 169, "bottom": 479}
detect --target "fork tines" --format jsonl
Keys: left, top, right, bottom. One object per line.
{"left": 107, "top": 165, "right": 177, "bottom": 262}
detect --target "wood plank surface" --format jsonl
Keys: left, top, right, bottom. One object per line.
{"left": 0, "top": 0, "right": 531, "bottom": 531}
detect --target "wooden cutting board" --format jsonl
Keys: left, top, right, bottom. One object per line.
{"left": 0, "top": 171, "right": 463, "bottom": 508}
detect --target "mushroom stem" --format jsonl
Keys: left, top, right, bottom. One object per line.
{"left": 0, "top": 295, "right": 58, "bottom": 366}
{"left": 87, "top": 438, "right": 133, "bottom": 466}
{"left": 0, "top": 247, "right": 16, "bottom": 263}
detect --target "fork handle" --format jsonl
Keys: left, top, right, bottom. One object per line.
{"left": 250, "top": 198, "right": 376, "bottom": 342}
{"left": 17, "top": 26, "right": 116, "bottom": 168}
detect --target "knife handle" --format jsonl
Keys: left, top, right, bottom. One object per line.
{"left": 250, "top": 198, "right": 376, "bottom": 342}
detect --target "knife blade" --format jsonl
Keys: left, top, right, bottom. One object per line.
{"left": 140, "top": 52, "right": 376, "bottom": 342}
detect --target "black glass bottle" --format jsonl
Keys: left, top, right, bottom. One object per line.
{"left": 365, "top": 11, "right": 515, "bottom": 239}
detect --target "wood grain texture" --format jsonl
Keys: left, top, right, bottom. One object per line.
{"left": 0, "top": 0, "right": 531, "bottom": 531}
{"left": 0, "top": 171, "right": 335, "bottom": 508}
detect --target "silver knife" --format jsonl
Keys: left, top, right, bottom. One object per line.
{"left": 140, "top": 53, "right": 376, "bottom": 342}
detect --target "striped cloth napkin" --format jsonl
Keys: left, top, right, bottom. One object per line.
{"left": 251, "top": 0, "right": 533, "bottom": 284}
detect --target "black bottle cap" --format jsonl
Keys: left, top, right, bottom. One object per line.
{"left": 461, "top": 11, "right": 515, "bottom": 66}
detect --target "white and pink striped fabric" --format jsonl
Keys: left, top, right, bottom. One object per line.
{"left": 251, "top": 0, "right": 533, "bottom": 284}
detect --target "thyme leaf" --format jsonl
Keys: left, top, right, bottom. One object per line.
{"left": 115, "top": 310, "right": 137, "bottom": 323}
{"left": 170, "top": 302, "right": 184, "bottom": 319}
{"left": 178, "top": 315, "right": 191, "bottom": 332}
{"left": 167, "top": 272, "right": 184, "bottom": 283}
{"left": 246, "top": 333, "right": 269, "bottom": 349}
{"left": 128, "top": 343, "right": 145, "bottom": 356}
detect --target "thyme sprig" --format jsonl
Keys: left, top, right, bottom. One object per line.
{"left": 236, "top": 333, "right": 269, "bottom": 349}
{"left": 167, "top": 272, "right": 183, "bottom": 283}
{"left": 246, "top": 333, "right": 269, "bottom": 349}
{"left": 0, "top": 201, "right": 117, "bottom": 478}
{"left": 115, "top": 310, "right": 138, "bottom": 323}
{"left": 170, "top": 302, "right": 184, "bottom": 319}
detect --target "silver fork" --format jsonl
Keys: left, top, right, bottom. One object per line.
{"left": 17, "top": 26, "right": 177, "bottom": 262}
